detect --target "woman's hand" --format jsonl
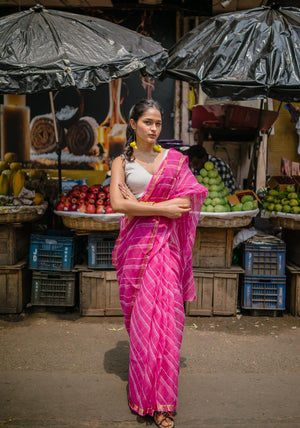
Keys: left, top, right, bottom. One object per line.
{"left": 158, "top": 197, "right": 191, "bottom": 218}
{"left": 118, "top": 183, "right": 137, "bottom": 201}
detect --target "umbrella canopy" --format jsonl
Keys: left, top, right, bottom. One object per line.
{"left": 0, "top": 4, "right": 168, "bottom": 94}
{"left": 166, "top": 6, "right": 300, "bottom": 102}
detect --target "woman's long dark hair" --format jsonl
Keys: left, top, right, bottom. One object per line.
{"left": 123, "top": 99, "right": 163, "bottom": 162}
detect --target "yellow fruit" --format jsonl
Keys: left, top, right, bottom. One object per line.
{"left": 4, "top": 152, "right": 17, "bottom": 163}
{"left": 32, "top": 192, "right": 44, "bottom": 205}
{"left": 0, "top": 173, "right": 10, "bottom": 195}
{"left": 12, "top": 170, "right": 26, "bottom": 196}
{"left": 0, "top": 160, "right": 9, "bottom": 171}
{"left": 28, "top": 169, "right": 43, "bottom": 180}
{"left": 9, "top": 170, "right": 17, "bottom": 194}
{"left": 2, "top": 169, "right": 14, "bottom": 195}
{"left": 9, "top": 162, "right": 22, "bottom": 171}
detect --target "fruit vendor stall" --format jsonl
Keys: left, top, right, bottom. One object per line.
{"left": 0, "top": 152, "right": 48, "bottom": 314}
{"left": 186, "top": 160, "right": 259, "bottom": 317}
{"left": 1, "top": 149, "right": 300, "bottom": 317}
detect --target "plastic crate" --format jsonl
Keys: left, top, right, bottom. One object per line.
{"left": 29, "top": 231, "right": 76, "bottom": 271}
{"left": 88, "top": 234, "right": 117, "bottom": 269}
{"left": 244, "top": 242, "right": 286, "bottom": 276}
{"left": 242, "top": 275, "right": 286, "bottom": 310}
{"left": 31, "top": 271, "right": 76, "bottom": 306}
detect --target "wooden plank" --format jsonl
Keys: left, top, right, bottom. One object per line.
{"left": 79, "top": 269, "right": 122, "bottom": 316}
{"left": 0, "top": 225, "right": 30, "bottom": 265}
{"left": 213, "top": 273, "right": 239, "bottom": 316}
{"left": 0, "top": 262, "right": 31, "bottom": 313}
{"left": 286, "top": 263, "right": 300, "bottom": 316}
{"left": 193, "top": 228, "right": 234, "bottom": 268}
{"left": 79, "top": 271, "right": 105, "bottom": 316}
{"left": 186, "top": 272, "right": 213, "bottom": 316}
{"left": 105, "top": 271, "right": 122, "bottom": 316}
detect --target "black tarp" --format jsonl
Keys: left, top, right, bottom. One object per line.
{"left": 166, "top": 6, "right": 300, "bottom": 102}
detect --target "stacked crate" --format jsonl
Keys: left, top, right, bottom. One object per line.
{"left": 242, "top": 235, "right": 286, "bottom": 314}
{"left": 0, "top": 224, "right": 31, "bottom": 313}
{"left": 29, "top": 230, "right": 77, "bottom": 307}
{"left": 79, "top": 232, "right": 123, "bottom": 316}
{"left": 187, "top": 226, "right": 243, "bottom": 316}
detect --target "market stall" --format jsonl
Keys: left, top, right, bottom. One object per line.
{"left": 0, "top": 155, "right": 48, "bottom": 314}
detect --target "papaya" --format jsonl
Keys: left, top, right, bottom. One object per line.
{"left": 9, "top": 162, "right": 22, "bottom": 171}
{"left": 32, "top": 192, "right": 44, "bottom": 205}
{"left": 0, "top": 160, "right": 9, "bottom": 171}
{"left": 12, "top": 170, "right": 26, "bottom": 196}
{"left": 9, "top": 170, "right": 17, "bottom": 195}
{"left": 2, "top": 169, "right": 15, "bottom": 195}
{"left": 4, "top": 152, "right": 17, "bottom": 163}
{"left": 28, "top": 169, "right": 43, "bottom": 180}
{"left": 0, "top": 172, "right": 10, "bottom": 195}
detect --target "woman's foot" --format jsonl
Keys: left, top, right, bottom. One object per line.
{"left": 153, "top": 411, "right": 175, "bottom": 428}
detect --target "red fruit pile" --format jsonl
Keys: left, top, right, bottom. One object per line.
{"left": 55, "top": 184, "right": 114, "bottom": 214}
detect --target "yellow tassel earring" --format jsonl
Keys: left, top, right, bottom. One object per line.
{"left": 130, "top": 141, "right": 138, "bottom": 150}
{"left": 153, "top": 144, "right": 162, "bottom": 153}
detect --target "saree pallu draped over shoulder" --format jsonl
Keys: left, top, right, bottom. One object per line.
{"left": 112, "top": 148, "right": 208, "bottom": 417}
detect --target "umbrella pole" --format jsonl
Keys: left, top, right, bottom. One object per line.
{"left": 246, "top": 99, "right": 264, "bottom": 190}
{"left": 49, "top": 91, "right": 62, "bottom": 195}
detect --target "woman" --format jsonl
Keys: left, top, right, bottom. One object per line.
{"left": 110, "top": 99, "right": 207, "bottom": 428}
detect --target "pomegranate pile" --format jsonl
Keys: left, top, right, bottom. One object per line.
{"left": 54, "top": 184, "right": 114, "bottom": 214}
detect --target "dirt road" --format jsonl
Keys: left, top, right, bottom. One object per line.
{"left": 0, "top": 310, "right": 300, "bottom": 428}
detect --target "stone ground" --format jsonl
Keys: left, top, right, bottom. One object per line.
{"left": 0, "top": 308, "right": 300, "bottom": 428}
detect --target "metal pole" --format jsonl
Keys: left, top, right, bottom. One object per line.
{"left": 49, "top": 91, "right": 62, "bottom": 195}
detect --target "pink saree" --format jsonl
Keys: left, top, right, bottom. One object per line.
{"left": 112, "top": 148, "right": 208, "bottom": 416}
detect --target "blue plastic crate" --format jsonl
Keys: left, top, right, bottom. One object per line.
{"left": 244, "top": 242, "right": 286, "bottom": 276}
{"left": 88, "top": 234, "right": 117, "bottom": 269}
{"left": 31, "top": 271, "right": 76, "bottom": 306}
{"left": 242, "top": 275, "right": 286, "bottom": 310}
{"left": 29, "top": 231, "right": 76, "bottom": 271}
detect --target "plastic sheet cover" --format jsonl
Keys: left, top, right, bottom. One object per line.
{"left": 0, "top": 5, "right": 168, "bottom": 94}
{"left": 166, "top": 6, "right": 300, "bottom": 102}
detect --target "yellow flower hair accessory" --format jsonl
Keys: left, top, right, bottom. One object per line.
{"left": 153, "top": 144, "right": 162, "bottom": 153}
{"left": 130, "top": 141, "right": 138, "bottom": 150}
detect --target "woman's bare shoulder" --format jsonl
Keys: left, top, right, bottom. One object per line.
{"left": 111, "top": 155, "right": 125, "bottom": 169}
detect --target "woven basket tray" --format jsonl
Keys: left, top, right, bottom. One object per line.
{"left": 270, "top": 215, "right": 300, "bottom": 230}
{"left": 59, "top": 214, "right": 120, "bottom": 232}
{"left": 198, "top": 214, "right": 254, "bottom": 228}
{"left": 0, "top": 202, "right": 48, "bottom": 224}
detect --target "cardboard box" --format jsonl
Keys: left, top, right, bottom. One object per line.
{"left": 267, "top": 175, "right": 295, "bottom": 192}
{"left": 227, "top": 189, "right": 261, "bottom": 206}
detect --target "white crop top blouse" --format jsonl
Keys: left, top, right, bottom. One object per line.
{"left": 124, "top": 150, "right": 168, "bottom": 199}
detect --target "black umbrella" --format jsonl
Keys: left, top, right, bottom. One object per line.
{"left": 166, "top": 5, "right": 300, "bottom": 190}
{"left": 0, "top": 4, "right": 167, "bottom": 93}
{"left": 166, "top": 5, "right": 300, "bottom": 102}
{"left": 0, "top": 4, "right": 168, "bottom": 192}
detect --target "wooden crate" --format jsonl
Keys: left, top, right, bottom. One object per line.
{"left": 286, "top": 263, "right": 300, "bottom": 316}
{"left": 186, "top": 266, "right": 244, "bottom": 316}
{"left": 283, "top": 229, "right": 300, "bottom": 268}
{"left": 79, "top": 268, "right": 122, "bottom": 316}
{"left": 0, "top": 260, "right": 31, "bottom": 313}
{"left": 0, "top": 224, "right": 30, "bottom": 265}
{"left": 192, "top": 227, "right": 234, "bottom": 268}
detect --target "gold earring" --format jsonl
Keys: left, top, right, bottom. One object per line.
{"left": 153, "top": 144, "right": 162, "bottom": 153}
{"left": 130, "top": 141, "right": 137, "bottom": 150}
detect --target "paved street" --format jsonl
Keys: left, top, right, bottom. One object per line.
{"left": 0, "top": 310, "right": 300, "bottom": 428}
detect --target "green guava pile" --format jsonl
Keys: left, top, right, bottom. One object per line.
{"left": 197, "top": 161, "right": 232, "bottom": 213}
{"left": 262, "top": 185, "right": 300, "bottom": 214}
{"left": 231, "top": 194, "right": 258, "bottom": 212}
